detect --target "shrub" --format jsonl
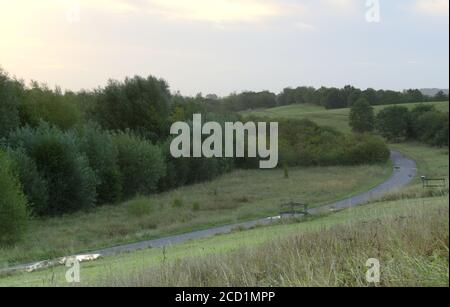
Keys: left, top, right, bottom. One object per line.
{"left": 192, "top": 202, "right": 200, "bottom": 212}
{"left": 77, "top": 124, "right": 122, "bottom": 204}
{"left": 274, "top": 118, "right": 390, "bottom": 167}
{"left": 415, "top": 111, "right": 447, "bottom": 145}
{"left": 0, "top": 151, "right": 29, "bottom": 245}
{"left": 172, "top": 198, "right": 184, "bottom": 208}
{"left": 342, "top": 134, "right": 391, "bottom": 165}
{"left": 126, "top": 199, "right": 153, "bottom": 217}
{"left": 7, "top": 123, "right": 97, "bottom": 215}
{"left": 112, "top": 131, "right": 166, "bottom": 198}
{"left": 6, "top": 148, "right": 49, "bottom": 216}
{"left": 158, "top": 137, "right": 234, "bottom": 191}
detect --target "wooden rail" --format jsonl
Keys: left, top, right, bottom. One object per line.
{"left": 421, "top": 176, "right": 447, "bottom": 188}
{"left": 280, "top": 202, "right": 309, "bottom": 217}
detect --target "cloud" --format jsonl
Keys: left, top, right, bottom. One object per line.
{"left": 147, "top": 0, "right": 281, "bottom": 23}
{"left": 414, "top": 0, "right": 449, "bottom": 15}
{"left": 293, "top": 21, "right": 317, "bottom": 32}
{"left": 321, "top": 0, "right": 359, "bottom": 10}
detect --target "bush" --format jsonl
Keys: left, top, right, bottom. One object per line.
{"left": 7, "top": 123, "right": 97, "bottom": 215}
{"left": 126, "top": 199, "right": 153, "bottom": 216}
{"left": 342, "top": 134, "right": 391, "bottom": 165}
{"left": 112, "top": 131, "right": 166, "bottom": 198}
{"left": 275, "top": 118, "right": 390, "bottom": 167}
{"left": 192, "top": 202, "right": 200, "bottom": 212}
{"left": 415, "top": 112, "right": 447, "bottom": 145}
{"left": 172, "top": 198, "right": 184, "bottom": 208}
{"left": 6, "top": 148, "right": 49, "bottom": 216}
{"left": 77, "top": 124, "right": 122, "bottom": 204}
{"left": 158, "top": 135, "right": 234, "bottom": 191}
{"left": 0, "top": 151, "right": 29, "bottom": 245}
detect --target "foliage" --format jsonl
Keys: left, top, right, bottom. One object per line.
{"left": 77, "top": 123, "right": 122, "bottom": 204}
{"left": 94, "top": 76, "right": 171, "bottom": 142}
{"left": 0, "top": 70, "right": 23, "bottom": 138}
{"left": 0, "top": 150, "right": 29, "bottom": 245}
{"left": 6, "top": 148, "right": 49, "bottom": 215}
{"left": 376, "top": 106, "right": 410, "bottom": 141}
{"left": 7, "top": 123, "right": 97, "bottom": 215}
{"left": 349, "top": 98, "right": 375, "bottom": 133}
{"left": 112, "top": 131, "right": 166, "bottom": 198}
{"left": 21, "top": 83, "right": 83, "bottom": 130}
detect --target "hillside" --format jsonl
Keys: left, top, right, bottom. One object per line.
{"left": 0, "top": 143, "right": 448, "bottom": 287}
{"left": 242, "top": 101, "right": 449, "bottom": 133}
{"left": 1, "top": 194, "right": 447, "bottom": 287}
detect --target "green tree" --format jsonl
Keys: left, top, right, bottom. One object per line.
{"left": 0, "top": 150, "right": 29, "bottom": 245}
{"left": 112, "top": 131, "right": 166, "bottom": 198}
{"left": 376, "top": 106, "right": 410, "bottom": 141}
{"left": 7, "top": 123, "right": 97, "bottom": 215}
{"left": 21, "top": 83, "right": 83, "bottom": 130}
{"left": 94, "top": 76, "right": 171, "bottom": 142}
{"left": 0, "top": 71, "right": 23, "bottom": 138}
{"left": 320, "top": 88, "right": 347, "bottom": 109}
{"left": 77, "top": 123, "right": 122, "bottom": 205}
{"left": 349, "top": 98, "right": 375, "bottom": 133}
{"left": 435, "top": 90, "right": 448, "bottom": 101}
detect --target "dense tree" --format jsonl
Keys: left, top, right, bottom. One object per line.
{"left": 376, "top": 106, "right": 410, "bottom": 141}
{"left": 321, "top": 88, "right": 347, "bottom": 109}
{"left": 0, "top": 71, "right": 23, "bottom": 138}
{"left": 94, "top": 76, "right": 171, "bottom": 142}
{"left": 7, "top": 123, "right": 98, "bottom": 215}
{"left": 349, "top": 98, "right": 375, "bottom": 133}
{"left": 77, "top": 123, "right": 122, "bottom": 205}
{"left": 21, "top": 83, "right": 83, "bottom": 130}
{"left": 0, "top": 150, "right": 29, "bottom": 245}
{"left": 434, "top": 90, "right": 449, "bottom": 101}
{"left": 112, "top": 131, "right": 166, "bottom": 198}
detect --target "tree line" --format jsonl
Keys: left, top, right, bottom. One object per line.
{"left": 194, "top": 86, "right": 448, "bottom": 112}
{"left": 349, "top": 98, "right": 449, "bottom": 147}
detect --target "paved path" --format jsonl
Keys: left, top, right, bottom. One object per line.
{"left": 1, "top": 150, "right": 417, "bottom": 274}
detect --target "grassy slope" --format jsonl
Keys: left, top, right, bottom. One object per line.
{"left": 1, "top": 195, "right": 448, "bottom": 286}
{"left": 1, "top": 104, "right": 448, "bottom": 286}
{"left": 242, "top": 101, "right": 449, "bottom": 133}
{"left": 0, "top": 163, "right": 391, "bottom": 266}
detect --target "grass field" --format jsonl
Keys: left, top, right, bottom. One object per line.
{"left": 0, "top": 143, "right": 448, "bottom": 287}
{"left": 1, "top": 195, "right": 447, "bottom": 287}
{"left": 0, "top": 163, "right": 391, "bottom": 267}
{"left": 374, "top": 143, "right": 449, "bottom": 202}
{"left": 242, "top": 101, "right": 449, "bottom": 133}
{"left": 1, "top": 109, "right": 447, "bottom": 287}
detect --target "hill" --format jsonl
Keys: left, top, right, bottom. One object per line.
{"left": 242, "top": 101, "right": 449, "bottom": 133}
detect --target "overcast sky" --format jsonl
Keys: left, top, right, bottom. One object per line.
{"left": 0, "top": 0, "right": 448, "bottom": 96}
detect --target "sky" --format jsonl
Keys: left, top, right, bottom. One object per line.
{"left": 0, "top": 0, "right": 448, "bottom": 96}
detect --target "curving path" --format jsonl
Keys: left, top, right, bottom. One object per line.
{"left": 1, "top": 150, "right": 417, "bottom": 274}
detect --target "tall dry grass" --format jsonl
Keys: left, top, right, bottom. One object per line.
{"left": 98, "top": 204, "right": 449, "bottom": 287}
